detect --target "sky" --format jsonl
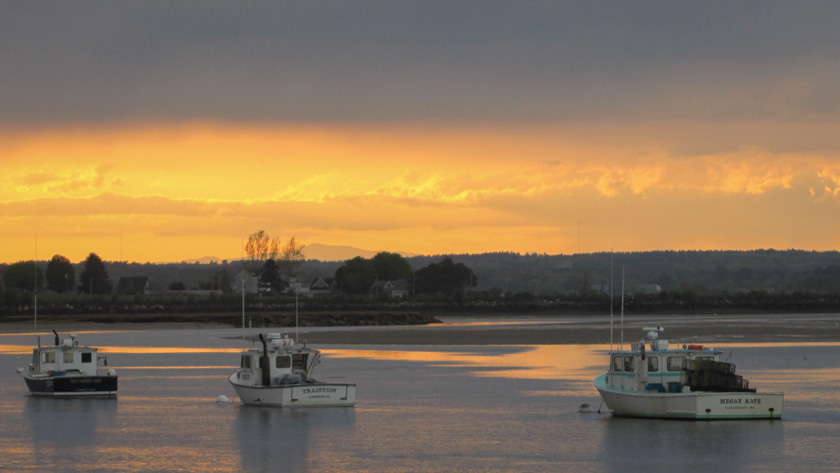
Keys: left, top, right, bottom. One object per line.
{"left": 2, "top": 1, "right": 840, "bottom": 263}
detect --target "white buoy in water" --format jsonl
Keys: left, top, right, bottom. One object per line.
{"left": 16, "top": 367, "right": 24, "bottom": 374}
{"left": 217, "top": 394, "right": 229, "bottom": 403}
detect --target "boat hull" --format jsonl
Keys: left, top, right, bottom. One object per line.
{"left": 23, "top": 374, "right": 118, "bottom": 398}
{"left": 229, "top": 373, "right": 355, "bottom": 407}
{"left": 594, "top": 374, "right": 782, "bottom": 420}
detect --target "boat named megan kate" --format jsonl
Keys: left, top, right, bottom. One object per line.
{"left": 229, "top": 333, "right": 355, "bottom": 407}
{"left": 23, "top": 331, "right": 118, "bottom": 397}
{"left": 594, "top": 326, "right": 783, "bottom": 420}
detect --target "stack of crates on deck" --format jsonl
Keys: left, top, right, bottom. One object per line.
{"left": 683, "top": 359, "right": 752, "bottom": 392}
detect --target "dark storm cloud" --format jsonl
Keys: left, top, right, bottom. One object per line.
{"left": 2, "top": 1, "right": 839, "bottom": 125}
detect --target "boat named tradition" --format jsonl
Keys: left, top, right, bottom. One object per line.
{"left": 594, "top": 326, "right": 783, "bottom": 420}
{"left": 23, "top": 331, "right": 118, "bottom": 397}
{"left": 229, "top": 333, "right": 355, "bottom": 407}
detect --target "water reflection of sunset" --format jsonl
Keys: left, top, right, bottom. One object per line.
{"left": 431, "top": 319, "right": 579, "bottom": 328}
{"left": 0, "top": 344, "right": 33, "bottom": 354}
{"left": 327, "top": 345, "right": 602, "bottom": 382}
{"left": 99, "top": 347, "right": 244, "bottom": 354}
{"left": 115, "top": 366, "right": 234, "bottom": 370}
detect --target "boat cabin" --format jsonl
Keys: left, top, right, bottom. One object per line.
{"left": 606, "top": 343, "right": 720, "bottom": 393}
{"left": 235, "top": 334, "right": 319, "bottom": 387}
{"left": 30, "top": 334, "right": 105, "bottom": 377}
{"left": 605, "top": 327, "right": 755, "bottom": 394}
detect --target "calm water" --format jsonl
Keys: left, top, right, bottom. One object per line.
{"left": 1, "top": 322, "right": 839, "bottom": 472}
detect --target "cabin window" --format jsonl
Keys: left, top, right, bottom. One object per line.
{"left": 667, "top": 356, "right": 686, "bottom": 371}
{"left": 43, "top": 352, "right": 56, "bottom": 363}
{"left": 63, "top": 352, "right": 74, "bottom": 363}
{"left": 612, "top": 356, "right": 623, "bottom": 372}
{"left": 696, "top": 356, "right": 714, "bottom": 362}
{"left": 242, "top": 356, "right": 251, "bottom": 369}
{"left": 623, "top": 356, "right": 635, "bottom": 372}
{"left": 275, "top": 356, "right": 291, "bottom": 369}
{"left": 81, "top": 352, "right": 92, "bottom": 363}
{"left": 647, "top": 357, "right": 659, "bottom": 372}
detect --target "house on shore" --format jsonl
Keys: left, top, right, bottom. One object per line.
{"left": 233, "top": 269, "right": 260, "bottom": 294}
{"left": 117, "top": 276, "right": 151, "bottom": 295}
{"left": 370, "top": 279, "right": 410, "bottom": 298}
{"left": 307, "top": 277, "right": 336, "bottom": 297}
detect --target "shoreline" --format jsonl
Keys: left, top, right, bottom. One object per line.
{"left": 2, "top": 312, "right": 839, "bottom": 345}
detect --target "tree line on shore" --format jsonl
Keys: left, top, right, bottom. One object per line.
{"left": 0, "top": 230, "right": 477, "bottom": 316}
{"left": 4, "top": 246, "right": 840, "bottom": 317}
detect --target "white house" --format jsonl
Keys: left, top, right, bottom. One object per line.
{"left": 233, "top": 269, "right": 260, "bottom": 294}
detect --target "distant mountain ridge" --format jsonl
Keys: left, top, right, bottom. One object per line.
{"left": 185, "top": 243, "right": 416, "bottom": 264}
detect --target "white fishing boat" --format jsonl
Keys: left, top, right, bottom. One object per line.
{"left": 23, "top": 330, "right": 118, "bottom": 397}
{"left": 594, "top": 326, "right": 783, "bottom": 420}
{"left": 229, "top": 333, "right": 355, "bottom": 407}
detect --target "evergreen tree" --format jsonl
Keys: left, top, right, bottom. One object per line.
{"left": 78, "top": 253, "right": 112, "bottom": 294}
{"left": 260, "top": 259, "right": 286, "bottom": 294}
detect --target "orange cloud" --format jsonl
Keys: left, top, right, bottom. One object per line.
{"left": 1, "top": 121, "right": 839, "bottom": 263}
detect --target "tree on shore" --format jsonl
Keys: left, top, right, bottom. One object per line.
{"left": 260, "top": 259, "right": 288, "bottom": 293}
{"left": 245, "top": 231, "right": 306, "bottom": 277}
{"left": 372, "top": 252, "right": 413, "bottom": 281}
{"left": 78, "top": 253, "right": 112, "bottom": 294}
{"left": 245, "top": 230, "right": 280, "bottom": 266}
{"left": 278, "top": 237, "right": 306, "bottom": 276}
{"left": 333, "top": 252, "right": 412, "bottom": 295}
{"left": 415, "top": 256, "right": 476, "bottom": 297}
{"left": 335, "top": 257, "right": 376, "bottom": 294}
{"left": 2, "top": 261, "right": 44, "bottom": 292}
{"left": 45, "top": 254, "right": 75, "bottom": 293}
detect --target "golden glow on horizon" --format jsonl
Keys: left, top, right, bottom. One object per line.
{"left": 2, "top": 121, "right": 840, "bottom": 263}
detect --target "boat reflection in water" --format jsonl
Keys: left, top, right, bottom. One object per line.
{"left": 233, "top": 404, "right": 356, "bottom": 472}
{"left": 597, "top": 416, "right": 785, "bottom": 472}
{"left": 23, "top": 397, "right": 118, "bottom": 463}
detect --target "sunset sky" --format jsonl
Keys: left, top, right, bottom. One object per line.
{"left": 3, "top": 2, "right": 840, "bottom": 263}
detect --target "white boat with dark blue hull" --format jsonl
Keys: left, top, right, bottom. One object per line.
{"left": 229, "top": 333, "right": 355, "bottom": 407}
{"left": 23, "top": 331, "right": 118, "bottom": 398}
{"left": 594, "top": 327, "right": 783, "bottom": 420}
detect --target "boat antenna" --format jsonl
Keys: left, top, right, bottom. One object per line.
{"left": 34, "top": 265, "right": 39, "bottom": 347}
{"left": 240, "top": 240, "right": 248, "bottom": 347}
{"left": 295, "top": 290, "right": 299, "bottom": 343}
{"left": 609, "top": 251, "right": 614, "bottom": 351}
{"left": 34, "top": 235, "right": 39, "bottom": 347}
{"left": 620, "top": 265, "right": 625, "bottom": 351}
